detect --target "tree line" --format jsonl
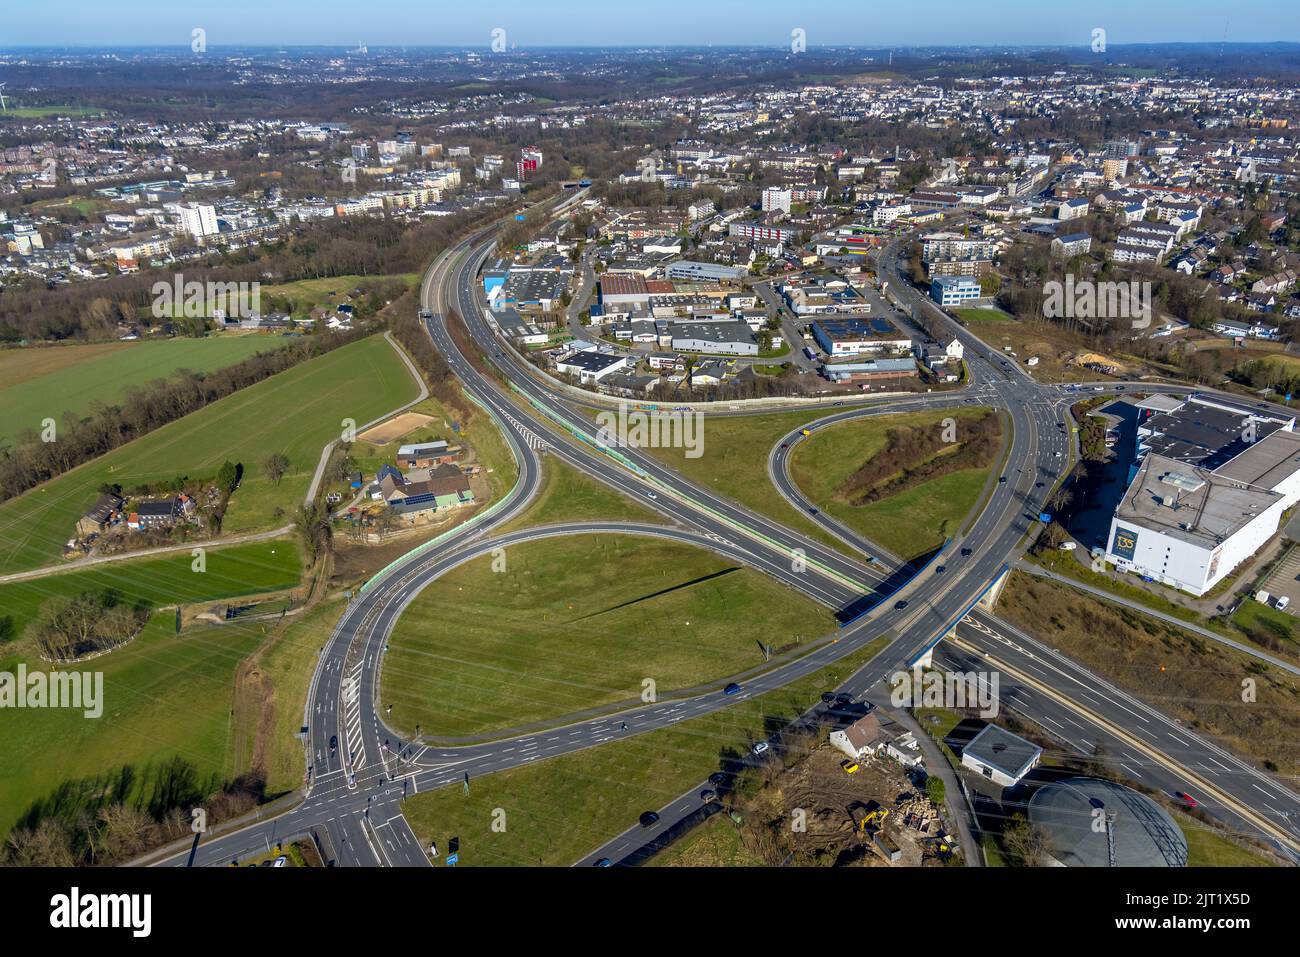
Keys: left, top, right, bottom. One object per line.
{"left": 0, "top": 326, "right": 371, "bottom": 504}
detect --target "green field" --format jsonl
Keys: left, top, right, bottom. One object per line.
{"left": 637, "top": 407, "right": 872, "bottom": 557}
{"left": 0, "top": 540, "right": 301, "bottom": 640}
{"left": 1182, "top": 814, "right": 1279, "bottom": 867}
{"left": 789, "top": 408, "right": 1000, "bottom": 560}
{"left": 256, "top": 273, "right": 420, "bottom": 318}
{"left": 0, "top": 335, "right": 420, "bottom": 576}
{"left": 0, "top": 614, "right": 265, "bottom": 839}
{"left": 399, "top": 636, "right": 888, "bottom": 866}
{"left": 0, "top": 336, "right": 291, "bottom": 449}
{"left": 381, "top": 533, "right": 839, "bottom": 738}
{"left": 2, "top": 105, "right": 104, "bottom": 118}
{"left": 645, "top": 813, "right": 762, "bottom": 867}
{"left": 496, "top": 455, "right": 659, "bottom": 533}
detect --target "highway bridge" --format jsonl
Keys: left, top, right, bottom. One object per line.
{"left": 154, "top": 192, "right": 1300, "bottom": 869}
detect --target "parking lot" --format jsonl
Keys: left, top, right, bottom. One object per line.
{"left": 1258, "top": 544, "right": 1300, "bottom": 616}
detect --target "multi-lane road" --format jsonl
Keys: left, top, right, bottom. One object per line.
{"left": 159, "top": 197, "right": 1300, "bottom": 868}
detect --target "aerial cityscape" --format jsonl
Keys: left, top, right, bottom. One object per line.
{"left": 0, "top": 0, "right": 1296, "bottom": 935}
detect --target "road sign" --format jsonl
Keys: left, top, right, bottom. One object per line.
{"left": 446, "top": 853, "right": 459, "bottom": 866}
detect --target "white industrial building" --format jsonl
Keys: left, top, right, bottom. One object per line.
{"left": 1104, "top": 427, "right": 1300, "bottom": 595}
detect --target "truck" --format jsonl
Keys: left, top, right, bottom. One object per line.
{"left": 871, "top": 831, "right": 902, "bottom": 863}
{"left": 804, "top": 346, "right": 817, "bottom": 361}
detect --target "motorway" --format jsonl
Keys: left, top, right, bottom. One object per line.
{"left": 160, "top": 196, "right": 1300, "bottom": 868}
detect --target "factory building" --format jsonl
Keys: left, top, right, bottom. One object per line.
{"left": 1104, "top": 424, "right": 1300, "bottom": 596}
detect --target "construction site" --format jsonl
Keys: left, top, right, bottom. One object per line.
{"left": 720, "top": 742, "right": 958, "bottom": 867}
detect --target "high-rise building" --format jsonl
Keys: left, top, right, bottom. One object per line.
{"left": 177, "top": 203, "right": 218, "bottom": 238}
{"left": 761, "top": 186, "right": 792, "bottom": 213}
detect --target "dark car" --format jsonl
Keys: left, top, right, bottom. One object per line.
{"left": 998, "top": 476, "right": 1007, "bottom": 484}
{"left": 724, "top": 682, "right": 742, "bottom": 696}
{"left": 960, "top": 547, "right": 973, "bottom": 556}
{"left": 780, "top": 442, "right": 788, "bottom": 449}
{"left": 821, "top": 692, "right": 836, "bottom": 703}
{"left": 594, "top": 857, "right": 612, "bottom": 867}
{"left": 935, "top": 565, "right": 946, "bottom": 574}
{"left": 708, "top": 772, "right": 728, "bottom": 785}
{"left": 1035, "top": 481, "right": 1045, "bottom": 488}
{"left": 329, "top": 735, "right": 338, "bottom": 752}
{"left": 895, "top": 600, "right": 908, "bottom": 610}
{"left": 639, "top": 811, "right": 660, "bottom": 828}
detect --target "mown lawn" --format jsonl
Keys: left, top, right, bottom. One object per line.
{"left": 0, "top": 334, "right": 420, "bottom": 576}
{"left": 399, "top": 637, "right": 888, "bottom": 866}
{"left": 790, "top": 408, "right": 999, "bottom": 560}
{"left": 637, "top": 407, "right": 873, "bottom": 557}
{"left": 0, "top": 335, "right": 291, "bottom": 449}
{"left": 496, "top": 455, "right": 659, "bottom": 533}
{"left": 381, "top": 533, "right": 838, "bottom": 738}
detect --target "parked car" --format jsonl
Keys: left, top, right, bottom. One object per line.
{"left": 751, "top": 742, "right": 770, "bottom": 755}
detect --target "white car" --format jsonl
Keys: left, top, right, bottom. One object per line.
{"left": 1277, "top": 596, "right": 1291, "bottom": 611}
{"left": 751, "top": 742, "right": 770, "bottom": 755}
{"left": 272, "top": 856, "right": 287, "bottom": 868}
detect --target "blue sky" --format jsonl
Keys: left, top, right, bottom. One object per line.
{"left": 2, "top": 1, "right": 1294, "bottom": 48}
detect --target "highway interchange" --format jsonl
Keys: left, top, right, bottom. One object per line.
{"left": 159, "top": 193, "right": 1300, "bottom": 868}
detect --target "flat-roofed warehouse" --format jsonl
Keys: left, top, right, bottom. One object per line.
{"left": 1105, "top": 429, "right": 1300, "bottom": 595}
{"left": 811, "top": 316, "right": 911, "bottom": 357}
{"left": 1137, "top": 396, "right": 1289, "bottom": 469}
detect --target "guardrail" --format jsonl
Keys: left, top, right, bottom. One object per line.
{"left": 837, "top": 537, "right": 953, "bottom": 630}
{"left": 905, "top": 563, "right": 1009, "bottom": 668}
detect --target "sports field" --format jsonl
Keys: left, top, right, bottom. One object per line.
{"left": 381, "top": 533, "right": 838, "bottom": 737}
{"left": 0, "top": 336, "right": 290, "bottom": 449}
{"left": 0, "top": 334, "right": 420, "bottom": 576}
